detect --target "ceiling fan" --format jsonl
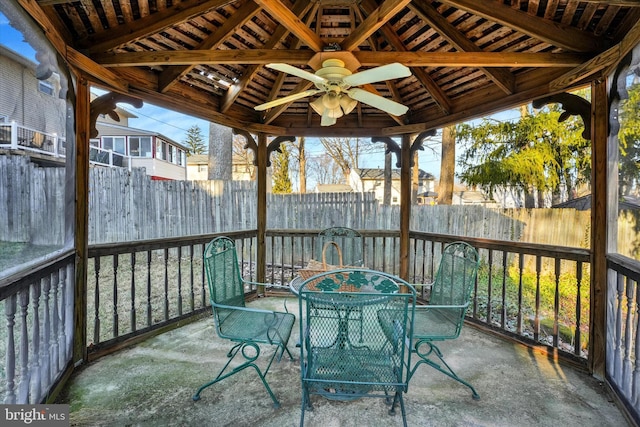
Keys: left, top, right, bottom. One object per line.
{"left": 254, "top": 59, "right": 411, "bottom": 126}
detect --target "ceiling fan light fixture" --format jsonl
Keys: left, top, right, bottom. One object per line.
{"left": 339, "top": 95, "right": 357, "bottom": 115}
{"left": 322, "top": 93, "right": 340, "bottom": 110}
{"left": 310, "top": 97, "right": 325, "bottom": 115}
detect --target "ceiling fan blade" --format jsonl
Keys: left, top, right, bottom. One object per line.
{"left": 347, "top": 88, "right": 409, "bottom": 116}
{"left": 342, "top": 63, "right": 411, "bottom": 87}
{"left": 321, "top": 109, "right": 337, "bottom": 126}
{"left": 266, "top": 63, "right": 327, "bottom": 86}
{"left": 254, "top": 89, "right": 322, "bottom": 111}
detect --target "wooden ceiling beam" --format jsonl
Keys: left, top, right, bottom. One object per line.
{"left": 220, "top": 0, "right": 316, "bottom": 113}
{"left": 440, "top": 0, "right": 608, "bottom": 52}
{"left": 158, "top": 1, "right": 260, "bottom": 93}
{"left": 93, "top": 49, "right": 586, "bottom": 67}
{"left": 550, "top": 16, "right": 640, "bottom": 90}
{"left": 81, "top": 0, "right": 233, "bottom": 54}
{"left": 409, "top": 1, "right": 515, "bottom": 94}
{"left": 359, "top": 0, "right": 451, "bottom": 115}
{"left": 340, "top": 0, "right": 412, "bottom": 51}
{"left": 254, "top": 0, "right": 324, "bottom": 51}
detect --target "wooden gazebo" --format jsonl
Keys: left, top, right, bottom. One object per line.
{"left": 7, "top": 0, "right": 640, "bottom": 423}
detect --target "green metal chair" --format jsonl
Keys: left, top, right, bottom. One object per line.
{"left": 193, "top": 236, "right": 296, "bottom": 407}
{"left": 299, "top": 269, "right": 415, "bottom": 427}
{"left": 316, "top": 227, "right": 364, "bottom": 267}
{"left": 409, "top": 241, "right": 481, "bottom": 399}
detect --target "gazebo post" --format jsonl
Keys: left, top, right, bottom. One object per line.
{"left": 73, "top": 75, "right": 90, "bottom": 364}
{"left": 399, "top": 133, "right": 412, "bottom": 281}
{"left": 589, "top": 78, "right": 608, "bottom": 378}
{"left": 256, "top": 132, "right": 268, "bottom": 287}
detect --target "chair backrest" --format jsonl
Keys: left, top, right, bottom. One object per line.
{"left": 316, "top": 227, "right": 364, "bottom": 266}
{"left": 429, "top": 241, "right": 479, "bottom": 308}
{"left": 203, "top": 236, "right": 246, "bottom": 309}
{"left": 299, "top": 269, "right": 415, "bottom": 398}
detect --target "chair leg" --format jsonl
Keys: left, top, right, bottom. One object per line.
{"left": 411, "top": 341, "right": 480, "bottom": 400}
{"left": 192, "top": 342, "right": 282, "bottom": 408}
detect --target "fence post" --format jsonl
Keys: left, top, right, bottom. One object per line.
{"left": 10, "top": 121, "right": 18, "bottom": 149}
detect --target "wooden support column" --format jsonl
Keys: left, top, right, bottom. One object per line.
{"left": 589, "top": 78, "right": 608, "bottom": 378}
{"left": 256, "top": 133, "right": 268, "bottom": 288}
{"left": 73, "top": 76, "right": 90, "bottom": 364}
{"left": 399, "top": 134, "right": 412, "bottom": 281}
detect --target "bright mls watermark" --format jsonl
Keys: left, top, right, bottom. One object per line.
{"left": 1, "top": 405, "right": 69, "bottom": 426}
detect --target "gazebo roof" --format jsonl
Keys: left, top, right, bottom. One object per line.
{"left": 20, "top": 0, "right": 640, "bottom": 137}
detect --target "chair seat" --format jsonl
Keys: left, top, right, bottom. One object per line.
{"left": 412, "top": 307, "right": 463, "bottom": 340}
{"left": 306, "top": 346, "right": 402, "bottom": 396}
{"left": 218, "top": 308, "right": 295, "bottom": 346}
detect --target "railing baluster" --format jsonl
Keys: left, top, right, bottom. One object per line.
{"left": 30, "top": 282, "right": 41, "bottom": 403}
{"left": 517, "top": 253, "right": 524, "bottom": 335}
{"left": 146, "top": 250, "right": 152, "bottom": 327}
{"left": 41, "top": 275, "right": 51, "bottom": 390}
{"left": 190, "top": 245, "right": 195, "bottom": 311}
{"left": 501, "top": 251, "right": 507, "bottom": 329}
{"left": 487, "top": 249, "right": 493, "bottom": 324}
{"left": 614, "top": 271, "right": 625, "bottom": 380}
{"left": 112, "top": 255, "right": 119, "bottom": 338}
{"left": 574, "top": 261, "right": 583, "bottom": 356}
{"left": 93, "top": 257, "right": 101, "bottom": 345}
{"left": 58, "top": 266, "right": 68, "bottom": 370}
{"left": 624, "top": 277, "right": 635, "bottom": 396}
{"left": 553, "top": 258, "right": 561, "bottom": 348}
{"left": 534, "top": 256, "right": 542, "bottom": 342}
{"left": 164, "top": 248, "right": 169, "bottom": 321}
{"left": 633, "top": 279, "right": 640, "bottom": 406}
{"left": 50, "top": 271, "right": 60, "bottom": 378}
{"left": 131, "top": 252, "right": 137, "bottom": 332}
{"left": 177, "top": 246, "right": 183, "bottom": 316}
{"left": 17, "top": 289, "right": 29, "bottom": 403}
{"left": 4, "top": 294, "right": 17, "bottom": 404}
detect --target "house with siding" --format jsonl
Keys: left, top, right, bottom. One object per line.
{"left": 93, "top": 121, "right": 187, "bottom": 180}
{"left": 0, "top": 44, "right": 67, "bottom": 164}
{"left": 348, "top": 168, "right": 435, "bottom": 205}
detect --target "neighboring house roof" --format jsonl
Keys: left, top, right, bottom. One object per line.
{"left": 187, "top": 154, "right": 208, "bottom": 165}
{"left": 356, "top": 168, "right": 435, "bottom": 180}
{"left": 0, "top": 45, "right": 36, "bottom": 69}
{"left": 95, "top": 121, "right": 187, "bottom": 149}
{"left": 454, "top": 191, "right": 496, "bottom": 204}
{"left": 315, "top": 184, "right": 353, "bottom": 193}
{"left": 553, "top": 194, "right": 640, "bottom": 211}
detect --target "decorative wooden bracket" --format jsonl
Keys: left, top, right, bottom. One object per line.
{"left": 372, "top": 129, "right": 435, "bottom": 167}
{"left": 532, "top": 93, "right": 592, "bottom": 140}
{"left": 89, "top": 92, "right": 143, "bottom": 138}
{"left": 233, "top": 129, "right": 295, "bottom": 166}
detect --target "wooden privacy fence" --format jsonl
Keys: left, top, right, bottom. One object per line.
{"left": 2, "top": 157, "right": 639, "bottom": 258}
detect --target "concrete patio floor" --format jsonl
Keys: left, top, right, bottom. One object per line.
{"left": 58, "top": 297, "right": 628, "bottom": 427}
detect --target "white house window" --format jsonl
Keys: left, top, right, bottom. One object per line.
{"left": 198, "top": 165, "right": 207, "bottom": 172}
{"left": 129, "top": 136, "right": 152, "bottom": 157}
{"left": 102, "top": 136, "right": 126, "bottom": 154}
{"left": 38, "top": 80, "right": 54, "bottom": 96}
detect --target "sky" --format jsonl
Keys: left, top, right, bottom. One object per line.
{"left": 0, "top": 11, "right": 520, "bottom": 180}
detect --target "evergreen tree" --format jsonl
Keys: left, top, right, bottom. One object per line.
{"left": 272, "top": 144, "right": 293, "bottom": 194}
{"left": 456, "top": 102, "right": 589, "bottom": 207}
{"left": 183, "top": 125, "right": 206, "bottom": 155}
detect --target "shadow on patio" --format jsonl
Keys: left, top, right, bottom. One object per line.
{"left": 58, "top": 297, "right": 627, "bottom": 427}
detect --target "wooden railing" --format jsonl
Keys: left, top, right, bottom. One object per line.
{"left": 84, "top": 229, "right": 592, "bottom": 362}
{"left": 0, "top": 249, "right": 75, "bottom": 404}
{"left": 607, "top": 253, "right": 640, "bottom": 423}
{"left": 85, "top": 230, "right": 258, "bottom": 355}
